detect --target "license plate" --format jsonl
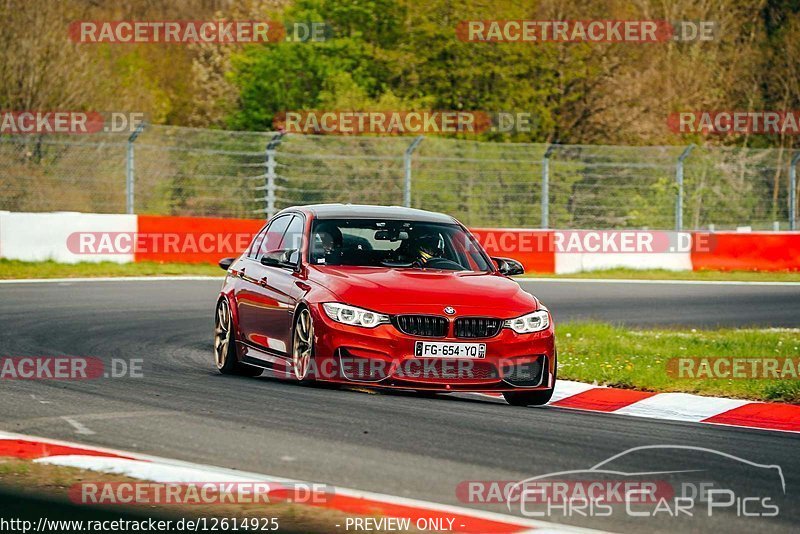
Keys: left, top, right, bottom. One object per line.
{"left": 414, "top": 341, "right": 486, "bottom": 359}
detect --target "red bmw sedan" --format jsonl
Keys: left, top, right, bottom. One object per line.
{"left": 214, "top": 204, "right": 556, "bottom": 406}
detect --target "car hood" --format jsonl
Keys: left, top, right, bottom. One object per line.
{"left": 308, "top": 265, "right": 539, "bottom": 317}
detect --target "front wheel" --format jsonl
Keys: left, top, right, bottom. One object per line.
{"left": 291, "top": 307, "right": 316, "bottom": 384}
{"left": 214, "top": 298, "right": 262, "bottom": 377}
{"left": 502, "top": 388, "right": 554, "bottom": 406}
{"left": 502, "top": 354, "right": 557, "bottom": 406}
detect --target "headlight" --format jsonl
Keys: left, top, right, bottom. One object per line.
{"left": 504, "top": 310, "right": 550, "bottom": 334}
{"left": 322, "top": 303, "right": 390, "bottom": 328}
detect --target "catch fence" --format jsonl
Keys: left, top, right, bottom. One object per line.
{"left": 0, "top": 125, "right": 796, "bottom": 230}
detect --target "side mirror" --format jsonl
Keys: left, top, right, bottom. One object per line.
{"left": 261, "top": 249, "right": 298, "bottom": 269}
{"left": 218, "top": 257, "right": 235, "bottom": 271}
{"left": 493, "top": 257, "right": 524, "bottom": 276}
{"left": 260, "top": 253, "right": 282, "bottom": 267}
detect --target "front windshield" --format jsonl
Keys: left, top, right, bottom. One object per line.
{"left": 309, "top": 219, "right": 493, "bottom": 272}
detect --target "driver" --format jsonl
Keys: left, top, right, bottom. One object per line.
{"left": 414, "top": 233, "right": 444, "bottom": 267}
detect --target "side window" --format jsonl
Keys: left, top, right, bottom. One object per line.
{"left": 279, "top": 215, "right": 305, "bottom": 265}
{"left": 247, "top": 225, "right": 269, "bottom": 259}
{"left": 255, "top": 215, "right": 292, "bottom": 261}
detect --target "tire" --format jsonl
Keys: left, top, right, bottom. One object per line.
{"left": 502, "top": 353, "right": 557, "bottom": 407}
{"left": 214, "top": 298, "right": 262, "bottom": 377}
{"left": 502, "top": 388, "right": 554, "bottom": 406}
{"left": 291, "top": 307, "right": 316, "bottom": 384}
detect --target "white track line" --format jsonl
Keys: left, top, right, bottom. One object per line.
{"left": 61, "top": 416, "right": 95, "bottom": 435}
{"left": 29, "top": 394, "right": 51, "bottom": 404}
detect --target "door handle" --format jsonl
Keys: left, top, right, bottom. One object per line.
{"left": 259, "top": 277, "right": 268, "bottom": 287}
{"left": 238, "top": 268, "right": 245, "bottom": 279}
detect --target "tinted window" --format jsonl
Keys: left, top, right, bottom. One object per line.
{"left": 255, "top": 215, "right": 292, "bottom": 261}
{"left": 309, "top": 219, "right": 492, "bottom": 272}
{"left": 247, "top": 225, "right": 269, "bottom": 259}
{"left": 279, "top": 215, "right": 305, "bottom": 265}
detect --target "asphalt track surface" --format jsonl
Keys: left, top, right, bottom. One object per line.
{"left": 0, "top": 278, "right": 798, "bottom": 532}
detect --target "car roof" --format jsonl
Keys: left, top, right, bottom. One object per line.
{"left": 283, "top": 204, "right": 457, "bottom": 224}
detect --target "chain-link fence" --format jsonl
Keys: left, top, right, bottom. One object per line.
{"left": 1, "top": 125, "right": 797, "bottom": 230}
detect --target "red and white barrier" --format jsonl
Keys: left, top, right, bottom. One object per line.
{"left": 1, "top": 212, "right": 798, "bottom": 273}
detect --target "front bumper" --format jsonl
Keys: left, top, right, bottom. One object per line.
{"left": 310, "top": 305, "right": 556, "bottom": 392}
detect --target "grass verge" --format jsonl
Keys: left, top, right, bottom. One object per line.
{"left": 557, "top": 322, "right": 800, "bottom": 403}
{"left": 525, "top": 268, "right": 800, "bottom": 282}
{"left": 0, "top": 259, "right": 221, "bottom": 279}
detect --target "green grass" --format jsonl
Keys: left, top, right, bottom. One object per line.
{"left": 557, "top": 322, "right": 800, "bottom": 403}
{"left": 526, "top": 268, "right": 800, "bottom": 282}
{"left": 0, "top": 259, "right": 222, "bottom": 279}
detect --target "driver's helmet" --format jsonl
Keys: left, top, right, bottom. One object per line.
{"left": 416, "top": 233, "right": 443, "bottom": 263}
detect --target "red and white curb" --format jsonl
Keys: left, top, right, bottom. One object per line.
{"left": 0, "top": 430, "right": 599, "bottom": 534}
{"left": 466, "top": 380, "right": 800, "bottom": 433}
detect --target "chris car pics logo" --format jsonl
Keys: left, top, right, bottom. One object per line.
{"left": 505, "top": 445, "right": 784, "bottom": 519}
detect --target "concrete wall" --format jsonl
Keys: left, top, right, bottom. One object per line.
{"left": 0, "top": 211, "right": 136, "bottom": 263}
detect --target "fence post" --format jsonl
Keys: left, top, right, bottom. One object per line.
{"left": 675, "top": 144, "right": 695, "bottom": 231}
{"left": 790, "top": 152, "right": 799, "bottom": 231}
{"left": 541, "top": 143, "right": 556, "bottom": 229}
{"left": 404, "top": 136, "right": 424, "bottom": 208}
{"left": 126, "top": 122, "right": 146, "bottom": 214}
{"left": 265, "top": 133, "right": 285, "bottom": 219}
